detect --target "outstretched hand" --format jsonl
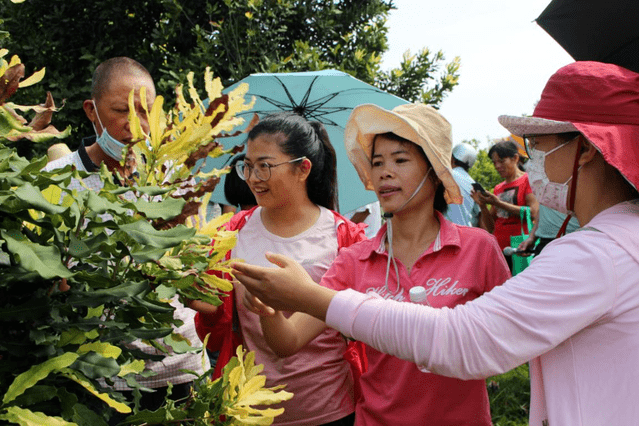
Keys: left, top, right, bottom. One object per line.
{"left": 232, "top": 252, "right": 336, "bottom": 321}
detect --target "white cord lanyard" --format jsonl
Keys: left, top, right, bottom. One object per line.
{"left": 382, "top": 168, "right": 432, "bottom": 304}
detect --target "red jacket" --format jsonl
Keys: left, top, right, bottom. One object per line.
{"left": 194, "top": 206, "right": 367, "bottom": 379}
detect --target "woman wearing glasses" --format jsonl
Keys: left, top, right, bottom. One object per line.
{"left": 195, "top": 112, "right": 365, "bottom": 426}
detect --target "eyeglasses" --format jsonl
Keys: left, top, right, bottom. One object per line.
{"left": 235, "top": 156, "right": 306, "bottom": 182}
{"left": 522, "top": 135, "right": 539, "bottom": 158}
{"left": 523, "top": 133, "right": 580, "bottom": 158}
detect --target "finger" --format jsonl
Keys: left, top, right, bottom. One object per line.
{"left": 264, "top": 251, "right": 291, "bottom": 268}
{"left": 234, "top": 271, "right": 264, "bottom": 294}
{"left": 232, "top": 261, "right": 270, "bottom": 279}
{"left": 244, "top": 293, "right": 275, "bottom": 316}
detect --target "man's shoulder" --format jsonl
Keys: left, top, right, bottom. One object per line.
{"left": 43, "top": 150, "right": 83, "bottom": 172}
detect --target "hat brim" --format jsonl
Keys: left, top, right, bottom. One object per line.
{"left": 573, "top": 122, "right": 639, "bottom": 191}
{"left": 499, "top": 115, "right": 639, "bottom": 190}
{"left": 498, "top": 115, "right": 578, "bottom": 137}
{"left": 345, "top": 104, "right": 462, "bottom": 204}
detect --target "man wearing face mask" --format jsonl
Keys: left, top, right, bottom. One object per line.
{"left": 230, "top": 62, "right": 639, "bottom": 426}
{"left": 43, "top": 57, "right": 209, "bottom": 424}
{"left": 44, "top": 57, "right": 153, "bottom": 183}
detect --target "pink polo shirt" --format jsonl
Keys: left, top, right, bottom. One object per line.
{"left": 321, "top": 212, "right": 510, "bottom": 425}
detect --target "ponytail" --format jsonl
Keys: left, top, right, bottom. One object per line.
{"left": 308, "top": 121, "right": 338, "bottom": 211}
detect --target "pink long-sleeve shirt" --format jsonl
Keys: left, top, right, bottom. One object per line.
{"left": 321, "top": 213, "right": 510, "bottom": 425}
{"left": 326, "top": 200, "right": 639, "bottom": 426}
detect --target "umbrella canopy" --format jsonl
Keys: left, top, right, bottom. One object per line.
{"left": 205, "top": 70, "right": 408, "bottom": 213}
{"left": 536, "top": 0, "right": 639, "bottom": 73}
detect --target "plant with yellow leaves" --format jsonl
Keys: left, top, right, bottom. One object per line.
{"left": 0, "top": 50, "right": 297, "bottom": 425}
{"left": 0, "top": 49, "right": 71, "bottom": 142}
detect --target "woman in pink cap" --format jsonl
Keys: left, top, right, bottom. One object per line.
{"left": 232, "top": 62, "right": 639, "bottom": 426}
{"left": 240, "top": 103, "right": 510, "bottom": 425}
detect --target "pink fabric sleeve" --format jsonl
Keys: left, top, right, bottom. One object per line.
{"left": 326, "top": 233, "right": 616, "bottom": 380}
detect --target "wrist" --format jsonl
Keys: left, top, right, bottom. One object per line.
{"left": 304, "top": 286, "right": 336, "bottom": 322}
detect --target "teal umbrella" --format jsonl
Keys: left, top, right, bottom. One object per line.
{"left": 205, "top": 70, "right": 408, "bottom": 214}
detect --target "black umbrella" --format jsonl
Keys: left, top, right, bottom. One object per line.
{"left": 536, "top": 0, "right": 639, "bottom": 73}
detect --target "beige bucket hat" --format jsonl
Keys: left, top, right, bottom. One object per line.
{"left": 344, "top": 103, "right": 462, "bottom": 205}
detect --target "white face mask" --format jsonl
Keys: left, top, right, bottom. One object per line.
{"left": 527, "top": 142, "right": 579, "bottom": 214}
{"left": 91, "top": 100, "right": 128, "bottom": 161}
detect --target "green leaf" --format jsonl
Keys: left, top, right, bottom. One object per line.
{"left": 71, "top": 352, "right": 121, "bottom": 379}
{"left": 58, "top": 329, "right": 89, "bottom": 347}
{"left": 85, "top": 190, "right": 129, "bottom": 215}
{"left": 119, "top": 221, "right": 196, "bottom": 249}
{"left": 68, "top": 281, "right": 149, "bottom": 304}
{"left": 130, "top": 327, "right": 173, "bottom": 340}
{"left": 12, "top": 182, "right": 68, "bottom": 215}
{"left": 3, "top": 352, "right": 79, "bottom": 404}
{"left": 7, "top": 385, "right": 57, "bottom": 407}
{"left": 69, "top": 403, "right": 108, "bottom": 426}
{"left": 130, "top": 246, "right": 168, "bottom": 263}
{"left": 164, "top": 333, "right": 199, "bottom": 354}
{"left": 134, "top": 196, "right": 185, "bottom": 219}
{"left": 0, "top": 406, "right": 77, "bottom": 426}
{"left": 2, "top": 229, "right": 73, "bottom": 279}
{"left": 172, "top": 275, "right": 195, "bottom": 289}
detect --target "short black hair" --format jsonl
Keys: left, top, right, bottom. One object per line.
{"left": 91, "top": 57, "right": 153, "bottom": 100}
{"left": 488, "top": 139, "right": 525, "bottom": 171}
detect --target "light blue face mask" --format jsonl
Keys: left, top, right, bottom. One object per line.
{"left": 91, "top": 100, "right": 128, "bottom": 161}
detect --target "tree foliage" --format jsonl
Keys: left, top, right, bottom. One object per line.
{"left": 464, "top": 138, "right": 503, "bottom": 191}
{"left": 2, "top": 0, "right": 460, "bottom": 155}
{"left": 0, "top": 51, "right": 292, "bottom": 426}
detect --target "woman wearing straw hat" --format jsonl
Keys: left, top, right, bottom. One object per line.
{"left": 233, "top": 62, "right": 639, "bottom": 426}
{"left": 240, "top": 103, "right": 511, "bottom": 425}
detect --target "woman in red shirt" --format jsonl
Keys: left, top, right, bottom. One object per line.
{"left": 473, "top": 140, "right": 538, "bottom": 269}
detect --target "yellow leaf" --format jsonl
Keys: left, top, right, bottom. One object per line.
{"left": 8, "top": 54, "right": 21, "bottom": 67}
{"left": 77, "top": 342, "right": 122, "bottom": 359}
{"left": 118, "top": 360, "right": 146, "bottom": 377}
{"left": 128, "top": 89, "right": 144, "bottom": 142}
{"left": 61, "top": 370, "right": 131, "bottom": 413}
{"left": 85, "top": 305, "right": 104, "bottom": 319}
{"left": 3, "top": 353, "right": 79, "bottom": 404}
{"left": 18, "top": 67, "right": 45, "bottom": 88}
{"left": 0, "top": 406, "right": 77, "bottom": 426}
{"left": 149, "top": 95, "right": 165, "bottom": 150}
{"left": 58, "top": 329, "right": 88, "bottom": 347}
{"left": 198, "top": 212, "right": 234, "bottom": 237}
{"left": 200, "top": 272, "right": 233, "bottom": 292}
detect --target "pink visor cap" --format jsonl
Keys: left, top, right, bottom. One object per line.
{"left": 499, "top": 61, "right": 639, "bottom": 191}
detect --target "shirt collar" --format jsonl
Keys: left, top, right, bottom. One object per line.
{"left": 358, "top": 210, "right": 462, "bottom": 260}
{"left": 78, "top": 135, "right": 99, "bottom": 172}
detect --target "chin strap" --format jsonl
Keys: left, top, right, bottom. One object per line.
{"left": 555, "top": 137, "right": 583, "bottom": 239}
{"left": 381, "top": 169, "right": 432, "bottom": 299}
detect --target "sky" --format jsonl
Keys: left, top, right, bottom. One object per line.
{"left": 381, "top": 0, "right": 574, "bottom": 148}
